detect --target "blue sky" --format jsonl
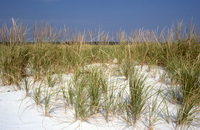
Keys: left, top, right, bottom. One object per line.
{"left": 0, "top": 0, "right": 199, "bottom": 32}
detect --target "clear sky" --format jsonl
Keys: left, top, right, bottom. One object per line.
{"left": 0, "top": 0, "right": 199, "bottom": 32}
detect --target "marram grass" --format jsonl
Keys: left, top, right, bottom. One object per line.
{"left": 0, "top": 20, "right": 199, "bottom": 128}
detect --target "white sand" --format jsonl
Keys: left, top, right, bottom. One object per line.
{"left": 0, "top": 64, "right": 199, "bottom": 130}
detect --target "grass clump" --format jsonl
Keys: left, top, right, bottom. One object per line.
{"left": 0, "top": 45, "right": 29, "bottom": 86}
{"left": 72, "top": 69, "right": 90, "bottom": 120}
{"left": 43, "top": 87, "right": 53, "bottom": 116}
{"left": 123, "top": 67, "right": 149, "bottom": 125}
{"left": 33, "top": 82, "right": 43, "bottom": 105}
{"left": 23, "top": 77, "right": 32, "bottom": 97}
{"left": 69, "top": 67, "right": 108, "bottom": 120}
{"left": 175, "top": 61, "right": 200, "bottom": 126}
{"left": 165, "top": 54, "right": 200, "bottom": 126}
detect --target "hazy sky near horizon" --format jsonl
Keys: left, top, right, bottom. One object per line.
{"left": 0, "top": 0, "right": 199, "bottom": 32}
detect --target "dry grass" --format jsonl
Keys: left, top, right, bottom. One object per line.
{"left": 0, "top": 19, "right": 199, "bottom": 128}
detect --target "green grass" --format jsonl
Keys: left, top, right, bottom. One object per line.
{"left": 68, "top": 67, "right": 109, "bottom": 120}
{"left": 43, "top": 87, "right": 53, "bottom": 116}
{"left": 0, "top": 20, "right": 200, "bottom": 128}
{"left": 123, "top": 67, "right": 150, "bottom": 125}
{"left": 0, "top": 45, "right": 29, "bottom": 86}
